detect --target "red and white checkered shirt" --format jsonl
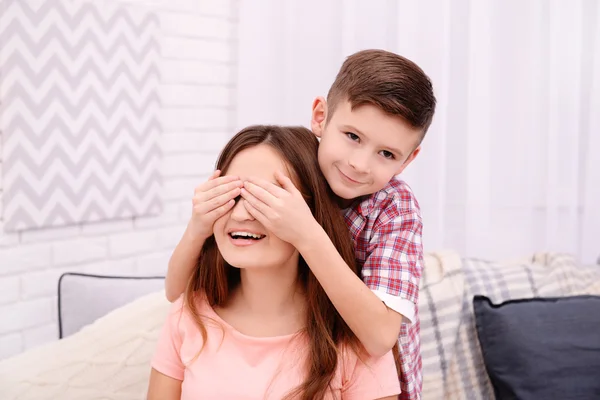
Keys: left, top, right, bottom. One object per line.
{"left": 343, "top": 177, "right": 423, "bottom": 400}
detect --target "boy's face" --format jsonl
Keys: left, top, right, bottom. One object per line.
{"left": 311, "top": 97, "right": 422, "bottom": 200}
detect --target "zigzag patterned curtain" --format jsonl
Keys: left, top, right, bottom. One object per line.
{"left": 0, "top": 0, "right": 162, "bottom": 232}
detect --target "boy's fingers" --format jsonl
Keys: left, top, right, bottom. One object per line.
{"left": 243, "top": 181, "right": 279, "bottom": 205}
{"left": 205, "top": 199, "right": 235, "bottom": 220}
{"left": 274, "top": 171, "right": 298, "bottom": 194}
{"left": 203, "top": 180, "right": 242, "bottom": 201}
{"left": 240, "top": 188, "right": 273, "bottom": 219}
{"left": 208, "top": 170, "right": 221, "bottom": 180}
{"left": 197, "top": 175, "right": 240, "bottom": 194}
{"left": 242, "top": 200, "right": 268, "bottom": 225}
{"left": 194, "top": 187, "right": 240, "bottom": 214}
{"left": 205, "top": 187, "right": 241, "bottom": 212}
{"left": 245, "top": 177, "right": 287, "bottom": 198}
{"left": 208, "top": 175, "right": 240, "bottom": 187}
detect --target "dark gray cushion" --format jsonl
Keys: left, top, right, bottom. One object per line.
{"left": 474, "top": 294, "right": 600, "bottom": 400}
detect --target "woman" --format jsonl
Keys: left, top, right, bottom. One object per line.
{"left": 148, "top": 125, "right": 400, "bottom": 399}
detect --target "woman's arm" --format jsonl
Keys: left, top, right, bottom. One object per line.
{"left": 147, "top": 368, "right": 182, "bottom": 400}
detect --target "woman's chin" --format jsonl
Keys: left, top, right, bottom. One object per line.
{"left": 227, "top": 261, "right": 265, "bottom": 270}
{"left": 221, "top": 253, "right": 267, "bottom": 270}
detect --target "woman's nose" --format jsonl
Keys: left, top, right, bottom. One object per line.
{"left": 230, "top": 197, "right": 255, "bottom": 221}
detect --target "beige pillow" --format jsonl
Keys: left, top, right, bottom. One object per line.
{"left": 0, "top": 291, "right": 170, "bottom": 400}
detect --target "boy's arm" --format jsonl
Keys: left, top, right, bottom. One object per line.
{"left": 165, "top": 172, "right": 243, "bottom": 302}
{"left": 165, "top": 226, "right": 206, "bottom": 302}
{"left": 297, "top": 217, "right": 413, "bottom": 357}
{"left": 299, "top": 208, "right": 422, "bottom": 357}
{"left": 240, "top": 174, "right": 422, "bottom": 356}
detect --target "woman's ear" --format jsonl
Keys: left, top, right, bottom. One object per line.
{"left": 311, "top": 97, "right": 327, "bottom": 138}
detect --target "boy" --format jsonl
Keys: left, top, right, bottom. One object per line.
{"left": 165, "top": 49, "right": 436, "bottom": 399}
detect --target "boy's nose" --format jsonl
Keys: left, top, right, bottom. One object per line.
{"left": 348, "top": 151, "right": 370, "bottom": 173}
{"left": 230, "top": 198, "right": 255, "bottom": 221}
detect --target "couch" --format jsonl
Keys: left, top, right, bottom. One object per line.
{"left": 0, "top": 250, "right": 598, "bottom": 399}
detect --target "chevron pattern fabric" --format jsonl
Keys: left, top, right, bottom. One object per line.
{"left": 0, "top": 0, "right": 162, "bottom": 232}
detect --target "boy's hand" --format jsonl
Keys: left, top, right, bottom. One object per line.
{"left": 188, "top": 170, "right": 243, "bottom": 240}
{"left": 241, "top": 170, "right": 318, "bottom": 246}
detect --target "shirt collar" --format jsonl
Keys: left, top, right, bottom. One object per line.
{"left": 353, "top": 194, "right": 373, "bottom": 217}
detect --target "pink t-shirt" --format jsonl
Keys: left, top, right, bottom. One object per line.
{"left": 151, "top": 296, "right": 401, "bottom": 399}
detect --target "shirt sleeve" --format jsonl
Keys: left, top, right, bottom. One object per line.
{"left": 150, "top": 297, "right": 186, "bottom": 381}
{"left": 362, "top": 209, "right": 423, "bottom": 323}
{"left": 342, "top": 349, "right": 402, "bottom": 399}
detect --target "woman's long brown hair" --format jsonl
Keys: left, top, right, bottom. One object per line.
{"left": 184, "top": 125, "right": 393, "bottom": 399}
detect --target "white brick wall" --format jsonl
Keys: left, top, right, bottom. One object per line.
{"left": 0, "top": 0, "right": 238, "bottom": 359}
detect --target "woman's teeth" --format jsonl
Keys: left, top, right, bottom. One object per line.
{"left": 229, "top": 231, "right": 265, "bottom": 240}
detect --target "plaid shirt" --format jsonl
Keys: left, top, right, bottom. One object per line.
{"left": 343, "top": 177, "right": 423, "bottom": 400}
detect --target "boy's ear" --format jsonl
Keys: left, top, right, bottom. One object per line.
{"left": 311, "top": 96, "right": 327, "bottom": 138}
{"left": 395, "top": 146, "right": 421, "bottom": 175}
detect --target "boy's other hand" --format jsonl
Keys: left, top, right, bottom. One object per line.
{"left": 188, "top": 170, "right": 243, "bottom": 240}
{"left": 241, "top": 170, "right": 317, "bottom": 246}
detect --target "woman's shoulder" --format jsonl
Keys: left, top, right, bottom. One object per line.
{"left": 168, "top": 292, "right": 211, "bottom": 315}
{"left": 165, "top": 292, "right": 215, "bottom": 334}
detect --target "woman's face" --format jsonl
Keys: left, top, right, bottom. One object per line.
{"left": 213, "top": 144, "right": 299, "bottom": 271}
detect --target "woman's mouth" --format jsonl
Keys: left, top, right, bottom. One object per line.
{"left": 228, "top": 231, "right": 266, "bottom": 246}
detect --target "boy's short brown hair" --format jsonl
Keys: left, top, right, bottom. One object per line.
{"left": 327, "top": 49, "right": 436, "bottom": 140}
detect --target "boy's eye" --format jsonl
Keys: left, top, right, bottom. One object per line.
{"left": 345, "top": 132, "right": 359, "bottom": 141}
{"left": 380, "top": 150, "right": 395, "bottom": 160}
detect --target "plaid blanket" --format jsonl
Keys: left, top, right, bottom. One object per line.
{"left": 419, "top": 251, "right": 600, "bottom": 400}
